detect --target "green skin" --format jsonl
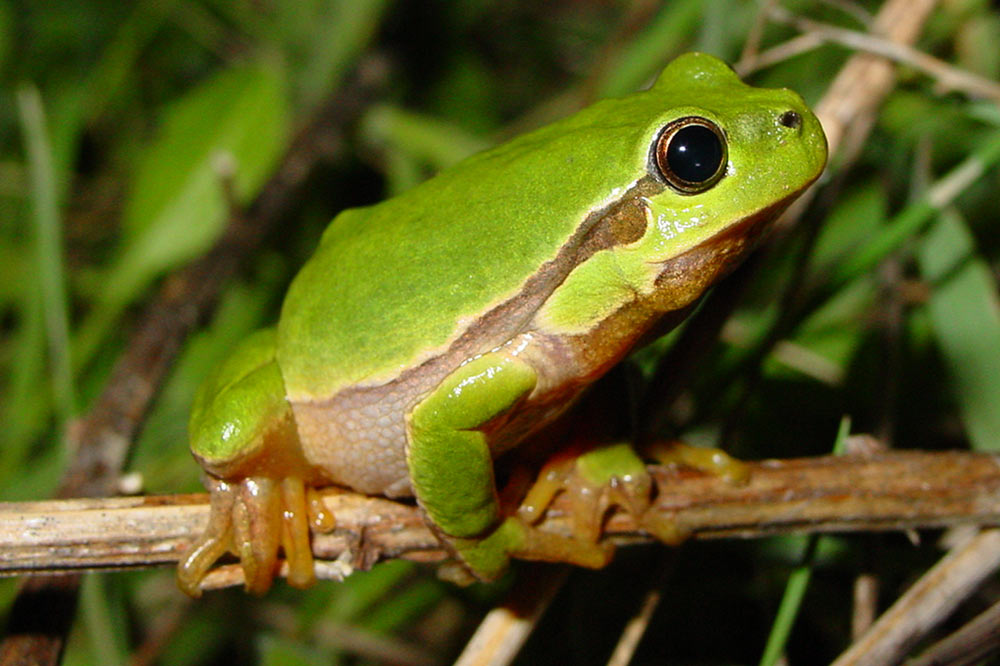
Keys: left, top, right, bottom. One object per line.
{"left": 178, "top": 53, "right": 827, "bottom": 595}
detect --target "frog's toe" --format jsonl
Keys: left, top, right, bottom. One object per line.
{"left": 177, "top": 477, "right": 237, "bottom": 598}
{"left": 230, "top": 477, "right": 283, "bottom": 594}
{"left": 512, "top": 518, "right": 615, "bottom": 569}
{"left": 630, "top": 440, "right": 749, "bottom": 545}
{"left": 278, "top": 477, "right": 336, "bottom": 589}
{"left": 645, "top": 440, "right": 749, "bottom": 484}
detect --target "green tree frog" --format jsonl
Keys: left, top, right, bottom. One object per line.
{"left": 177, "top": 52, "right": 827, "bottom": 596}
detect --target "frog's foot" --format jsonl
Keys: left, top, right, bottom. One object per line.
{"left": 177, "top": 475, "right": 335, "bottom": 597}
{"left": 644, "top": 440, "right": 749, "bottom": 484}
{"left": 513, "top": 442, "right": 689, "bottom": 550}
{"left": 517, "top": 444, "right": 647, "bottom": 541}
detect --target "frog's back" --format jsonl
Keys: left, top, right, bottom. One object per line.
{"left": 277, "top": 95, "right": 660, "bottom": 401}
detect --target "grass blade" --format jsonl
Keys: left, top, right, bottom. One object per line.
{"left": 759, "top": 417, "right": 852, "bottom": 665}
{"left": 16, "top": 84, "right": 74, "bottom": 426}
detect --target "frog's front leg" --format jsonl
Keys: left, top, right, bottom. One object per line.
{"left": 407, "top": 352, "right": 611, "bottom": 582}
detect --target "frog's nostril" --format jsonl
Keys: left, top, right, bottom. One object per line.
{"left": 779, "top": 110, "right": 802, "bottom": 130}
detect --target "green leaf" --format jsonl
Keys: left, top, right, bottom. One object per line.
{"left": 74, "top": 61, "right": 289, "bottom": 368}
{"left": 812, "top": 183, "right": 888, "bottom": 270}
{"left": 829, "top": 130, "right": 1000, "bottom": 292}
{"left": 360, "top": 104, "right": 491, "bottom": 172}
{"left": 917, "top": 209, "right": 1000, "bottom": 450}
{"left": 119, "top": 60, "right": 287, "bottom": 283}
{"left": 278, "top": 0, "right": 391, "bottom": 112}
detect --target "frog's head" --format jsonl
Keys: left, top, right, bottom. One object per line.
{"left": 593, "top": 52, "right": 826, "bottom": 314}
{"left": 635, "top": 52, "right": 827, "bottom": 267}
{"left": 536, "top": 52, "right": 826, "bottom": 335}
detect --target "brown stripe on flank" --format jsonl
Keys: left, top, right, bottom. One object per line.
{"left": 573, "top": 176, "right": 661, "bottom": 258}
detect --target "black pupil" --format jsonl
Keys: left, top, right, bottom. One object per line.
{"left": 667, "top": 125, "right": 723, "bottom": 183}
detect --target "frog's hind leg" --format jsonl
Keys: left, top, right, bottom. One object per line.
{"left": 518, "top": 443, "right": 650, "bottom": 539}
{"left": 179, "top": 329, "right": 334, "bottom": 596}
{"left": 516, "top": 439, "right": 692, "bottom": 547}
{"left": 512, "top": 376, "right": 712, "bottom": 551}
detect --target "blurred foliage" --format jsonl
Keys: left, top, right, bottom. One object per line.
{"left": 2, "top": 0, "right": 1000, "bottom": 663}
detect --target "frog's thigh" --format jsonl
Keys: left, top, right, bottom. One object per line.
{"left": 406, "top": 352, "right": 537, "bottom": 540}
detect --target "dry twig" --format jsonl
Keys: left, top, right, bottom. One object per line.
{"left": 832, "top": 528, "right": 1000, "bottom": 665}
{"left": 907, "top": 593, "right": 1000, "bottom": 666}
{"left": 0, "top": 451, "right": 996, "bottom": 592}
{"left": 767, "top": 6, "right": 1000, "bottom": 104}
{"left": 454, "top": 565, "right": 569, "bottom": 666}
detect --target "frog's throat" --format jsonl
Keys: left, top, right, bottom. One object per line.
{"left": 550, "top": 195, "right": 799, "bottom": 385}
{"left": 652, "top": 195, "right": 792, "bottom": 292}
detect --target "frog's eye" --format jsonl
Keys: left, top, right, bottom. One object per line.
{"left": 653, "top": 117, "right": 727, "bottom": 194}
